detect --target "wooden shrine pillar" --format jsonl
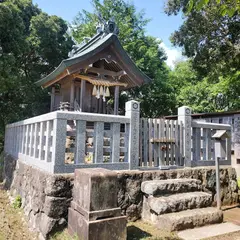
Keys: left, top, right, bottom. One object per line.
{"left": 114, "top": 86, "right": 119, "bottom": 115}
{"left": 103, "top": 100, "right": 106, "bottom": 114}
{"left": 70, "top": 80, "right": 75, "bottom": 110}
{"left": 76, "top": 86, "right": 80, "bottom": 105}
{"left": 99, "top": 96, "right": 103, "bottom": 114}
{"left": 80, "top": 80, "right": 86, "bottom": 112}
{"left": 50, "top": 86, "right": 55, "bottom": 112}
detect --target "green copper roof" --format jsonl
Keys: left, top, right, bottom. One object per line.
{"left": 36, "top": 29, "right": 152, "bottom": 88}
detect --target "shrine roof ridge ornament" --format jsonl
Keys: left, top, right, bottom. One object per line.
{"left": 69, "top": 15, "right": 119, "bottom": 58}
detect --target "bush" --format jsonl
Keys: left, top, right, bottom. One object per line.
{"left": 13, "top": 195, "right": 22, "bottom": 209}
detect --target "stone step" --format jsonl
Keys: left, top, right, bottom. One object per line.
{"left": 155, "top": 207, "right": 223, "bottom": 232}
{"left": 141, "top": 179, "right": 202, "bottom": 196}
{"left": 147, "top": 192, "right": 212, "bottom": 215}
{"left": 178, "top": 222, "right": 240, "bottom": 240}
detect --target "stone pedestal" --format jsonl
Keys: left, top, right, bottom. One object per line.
{"left": 68, "top": 168, "right": 126, "bottom": 240}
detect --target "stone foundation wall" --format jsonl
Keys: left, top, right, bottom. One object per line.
{"left": 3, "top": 154, "right": 74, "bottom": 239}
{"left": 3, "top": 154, "right": 240, "bottom": 238}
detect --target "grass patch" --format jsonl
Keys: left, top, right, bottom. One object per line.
{"left": 237, "top": 178, "right": 240, "bottom": 189}
{"left": 127, "top": 221, "right": 181, "bottom": 240}
{"left": 49, "top": 221, "right": 181, "bottom": 240}
{"left": 13, "top": 194, "right": 22, "bottom": 209}
{"left": 50, "top": 230, "right": 78, "bottom": 240}
{"left": 0, "top": 189, "right": 37, "bottom": 239}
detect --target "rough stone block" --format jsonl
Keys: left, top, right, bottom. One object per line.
{"left": 68, "top": 208, "right": 127, "bottom": 240}
{"left": 73, "top": 168, "right": 118, "bottom": 211}
{"left": 45, "top": 174, "right": 74, "bottom": 197}
{"left": 148, "top": 192, "right": 212, "bottom": 215}
{"left": 39, "top": 213, "right": 57, "bottom": 238}
{"left": 44, "top": 196, "right": 71, "bottom": 218}
{"left": 141, "top": 179, "right": 202, "bottom": 196}
{"left": 155, "top": 207, "right": 223, "bottom": 232}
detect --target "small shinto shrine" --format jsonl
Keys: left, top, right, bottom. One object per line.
{"left": 36, "top": 18, "right": 151, "bottom": 115}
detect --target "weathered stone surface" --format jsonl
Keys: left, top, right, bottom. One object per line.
{"left": 125, "top": 203, "right": 142, "bottom": 222}
{"left": 45, "top": 174, "right": 73, "bottom": 197}
{"left": 155, "top": 207, "right": 223, "bottom": 231}
{"left": 73, "top": 168, "right": 118, "bottom": 211}
{"left": 147, "top": 192, "right": 212, "bottom": 215}
{"left": 68, "top": 207, "right": 127, "bottom": 240}
{"left": 69, "top": 168, "right": 127, "bottom": 239}
{"left": 178, "top": 222, "right": 240, "bottom": 240}
{"left": 3, "top": 154, "right": 239, "bottom": 238}
{"left": 39, "top": 213, "right": 57, "bottom": 238}
{"left": 117, "top": 167, "right": 239, "bottom": 221}
{"left": 3, "top": 156, "right": 74, "bottom": 239}
{"left": 141, "top": 179, "right": 202, "bottom": 196}
{"left": 43, "top": 196, "right": 71, "bottom": 218}
{"left": 70, "top": 200, "right": 122, "bottom": 221}
{"left": 2, "top": 153, "right": 17, "bottom": 189}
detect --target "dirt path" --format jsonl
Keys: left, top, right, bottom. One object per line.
{"left": 0, "top": 187, "right": 37, "bottom": 240}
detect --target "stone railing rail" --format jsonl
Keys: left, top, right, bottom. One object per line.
{"left": 4, "top": 100, "right": 140, "bottom": 173}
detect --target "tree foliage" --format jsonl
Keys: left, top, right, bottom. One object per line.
{"left": 165, "top": 0, "right": 240, "bottom": 76}
{"left": 169, "top": 61, "right": 240, "bottom": 113}
{"left": 165, "top": 0, "right": 240, "bottom": 17}
{"left": 165, "top": 0, "right": 240, "bottom": 113}
{"left": 0, "top": 0, "right": 73, "bottom": 150}
{"left": 72, "top": 0, "right": 176, "bottom": 117}
{"left": 187, "top": 0, "right": 240, "bottom": 17}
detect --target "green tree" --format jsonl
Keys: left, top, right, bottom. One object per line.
{"left": 72, "top": 0, "right": 176, "bottom": 117}
{"left": 165, "top": 0, "right": 240, "bottom": 17}
{"left": 165, "top": 0, "right": 240, "bottom": 76}
{"left": 165, "top": 0, "right": 240, "bottom": 113}
{"left": 187, "top": 0, "right": 240, "bottom": 17}
{"left": 168, "top": 61, "right": 240, "bottom": 113}
{"left": 0, "top": 0, "right": 73, "bottom": 151}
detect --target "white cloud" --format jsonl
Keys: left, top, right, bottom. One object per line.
{"left": 159, "top": 42, "right": 186, "bottom": 68}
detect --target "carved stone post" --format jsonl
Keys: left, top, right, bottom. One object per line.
{"left": 178, "top": 106, "right": 192, "bottom": 167}
{"left": 125, "top": 100, "right": 140, "bottom": 170}
{"left": 68, "top": 168, "right": 127, "bottom": 240}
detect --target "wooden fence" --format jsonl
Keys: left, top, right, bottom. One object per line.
{"left": 139, "top": 116, "right": 232, "bottom": 168}
{"left": 139, "top": 119, "right": 184, "bottom": 168}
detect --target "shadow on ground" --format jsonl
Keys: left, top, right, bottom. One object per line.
{"left": 127, "top": 225, "right": 152, "bottom": 239}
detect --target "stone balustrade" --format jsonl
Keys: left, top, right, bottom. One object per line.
{"left": 4, "top": 100, "right": 140, "bottom": 173}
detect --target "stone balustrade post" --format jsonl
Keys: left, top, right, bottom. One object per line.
{"left": 178, "top": 106, "right": 192, "bottom": 167}
{"left": 51, "top": 117, "right": 67, "bottom": 173}
{"left": 125, "top": 100, "right": 140, "bottom": 170}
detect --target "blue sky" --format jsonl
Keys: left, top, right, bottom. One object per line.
{"left": 32, "top": 0, "right": 185, "bottom": 67}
